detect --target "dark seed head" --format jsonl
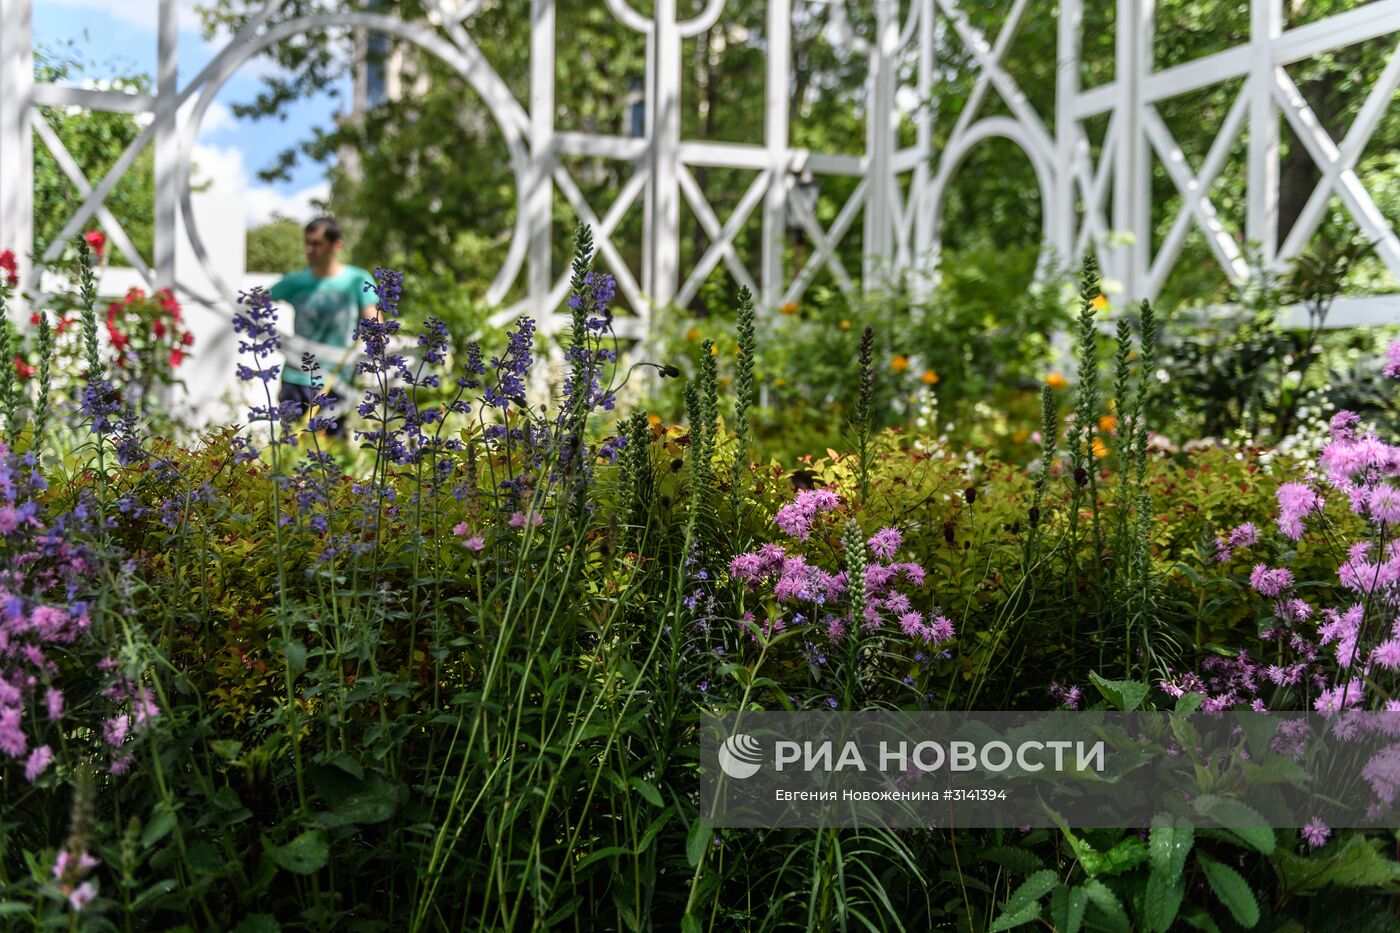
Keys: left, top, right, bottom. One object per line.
{"left": 964, "top": 487, "right": 977, "bottom": 505}
{"left": 942, "top": 521, "right": 955, "bottom": 545}
{"left": 1029, "top": 506, "right": 1041, "bottom": 528}
{"left": 1073, "top": 467, "right": 1088, "bottom": 487}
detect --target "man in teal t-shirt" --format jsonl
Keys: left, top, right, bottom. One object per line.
{"left": 268, "top": 217, "right": 378, "bottom": 436}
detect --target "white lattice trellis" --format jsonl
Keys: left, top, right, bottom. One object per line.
{"left": 1, "top": 0, "right": 1398, "bottom": 339}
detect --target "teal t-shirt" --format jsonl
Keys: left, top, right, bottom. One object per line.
{"left": 269, "top": 265, "right": 378, "bottom": 386}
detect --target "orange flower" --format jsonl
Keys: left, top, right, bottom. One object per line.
{"left": 685, "top": 327, "right": 700, "bottom": 341}
{"left": 920, "top": 369, "right": 939, "bottom": 385}
{"left": 1098, "top": 414, "right": 1118, "bottom": 433}
{"left": 1012, "top": 428, "right": 1031, "bottom": 443}
{"left": 838, "top": 319, "right": 851, "bottom": 331}
{"left": 1091, "top": 294, "right": 1108, "bottom": 311}
{"left": 779, "top": 301, "right": 799, "bottom": 315}
{"left": 890, "top": 355, "right": 910, "bottom": 373}
{"left": 1092, "top": 438, "right": 1109, "bottom": 458}
{"left": 709, "top": 343, "right": 719, "bottom": 356}
{"left": 1046, "top": 372, "right": 1068, "bottom": 390}
{"left": 773, "top": 377, "right": 786, "bottom": 387}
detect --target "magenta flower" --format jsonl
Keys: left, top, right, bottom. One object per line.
{"left": 452, "top": 521, "right": 470, "bottom": 536}
{"left": 102, "top": 714, "right": 129, "bottom": 748}
{"left": 1369, "top": 484, "right": 1400, "bottom": 525}
{"left": 1249, "top": 564, "right": 1294, "bottom": 597}
{"left": 1330, "top": 410, "right": 1361, "bottom": 441}
{"left": 68, "top": 881, "right": 96, "bottom": 912}
{"left": 508, "top": 510, "right": 543, "bottom": 529}
{"left": 1276, "top": 483, "right": 1321, "bottom": 540}
{"left": 1385, "top": 339, "right": 1400, "bottom": 378}
{"left": 867, "top": 527, "right": 901, "bottom": 560}
{"left": 463, "top": 536, "right": 486, "bottom": 554}
{"left": 0, "top": 706, "right": 26, "bottom": 758}
{"left": 1228, "top": 522, "right": 1259, "bottom": 548}
{"left": 1301, "top": 818, "right": 1331, "bottom": 848}
{"left": 24, "top": 744, "right": 52, "bottom": 781}
{"left": 773, "top": 489, "right": 840, "bottom": 541}
{"left": 1373, "top": 639, "right": 1400, "bottom": 671}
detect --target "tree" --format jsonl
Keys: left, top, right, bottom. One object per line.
{"left": 246, "top": 214, "right": 307, "bottom": 273}
{"left": 32, "top": 42, "right": 156, "bottom": 268}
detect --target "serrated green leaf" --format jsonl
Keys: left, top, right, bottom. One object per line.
{"left": 1149, "top": 814, "right": 1194, "bottom": 880}
{"left": 1082, "top": 879, "right": 1130, "bottom": 933}
{"left": 1049, "top": 884, "right": 1087, "bottom": 933}
{"left": 1174, "top": 693, "right": 1206, "bottom": 714}
{"left": 1090, "top": 672, "right": 1149, "bottom": 711}
{"left": 1274, "top": 834, "right": 1400, "bottom": 893}
{"left": 1192, "top": 796, "right": 1275, "bottom": 854}
{"left": 990, "top": 868, "right": 1058, "bottom": 930}
{"left": 1199, "top": 853, "right": 1259, "bottom": 928}
{"left": 981, "top": 844, "right": 1046, "bottom": 876}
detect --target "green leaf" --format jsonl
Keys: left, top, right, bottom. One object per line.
{"left": 685, "top": 819, "right": 711, "bottom": 868}
{"left": 1049, "top": 884, "right": 1087, "bottom": 933}
{"left": 630, "top": 777, "right": 663, "bottom": 808}
{"left": 1192, "top": 796, "right": 1275, "bottom": 854}
{"left": 1180, "top": 906, "right": 1222, "bottom": 933}
{"left": 270, "top": 830, "right": 328, "bottom": 875}
{"left": 282, "top": 639, "right": 306, "bottom": 676}
{"left": 1081, "top": 879, "right": 1130, "bottom": 933}
{"left": 575, "top": 846, "right": 631, "bottom": 872}
{"left": 1149, "top": 813, "right": 1194, "bottom": 880}
{"left": 991, "top": 869, "right": 1058, "bottom": 931}
{"left": 0, "top": 903, "right": 31, "bottom": 917}
{"left": 1081, "top": 836, "right": 1149, "bottom": 877}
{"left": 141, "top": 803, "right": 178, "bottom": 850}
{"left": 209, "top": 740, "right": 243, "bottom": 762}
{"left": 681, "top": 914, "right": 703, "bottom": 933}
{"left": 1274, "top": 834, "right": 1400, "bottom": 893}
{"left": 1143, "top": 814, "right": 1191, "bottom": 932}
{"left": 186, "top": 841, "right": 225, "bottom": 877}
{"left": 980, "top": 844, "right": 1046, "bottom": 876}
{"left": 1174, "top": 692, "right": 1206, "bottom": 714}
{"left": 1198, "top": 853, "right": 1259, "bottom": 928}
{"left": 1090, "top": 672, "right": 1149, "bottom": 711}
{"left": 231, "top": 915, "right": 281, "bottom": 933}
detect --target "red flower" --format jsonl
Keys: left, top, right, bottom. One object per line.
{"left": 29, "top": 313, "right": 40, "bottom": 326}
{"left": 13, "top": 355, "right": 33, "bottom": 380}
{"left": 107, "top": 325, "right": 129, "bottom": 351}
{"left": 85, "top": 230, "right": 106, "bottom": 259}
{"left": 169, "top": 347, "right": 184, "bottom": 368}
{"left": 0, "top": 250, "right": 16, "bottom": 287}
{"left": 181, "top": 331, "right": 194, "bottom": 346}
{"left": 153, "top": 319, "right": 166, "bottom": 339}
{"left": 56, "top": 316, "right": 74, "bottom": 334}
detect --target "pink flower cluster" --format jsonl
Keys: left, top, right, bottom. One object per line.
{"left": 1214, "top": 522, "right": 1259, "bottom": 562}
{"left": 730, "top": 496, "right": 949, "bottom": 648}
{"left": 0, "top": 442, "right": 156, "bottom": 783}
{"left": 772, "top": 489, "right": 840, "bottom": 540}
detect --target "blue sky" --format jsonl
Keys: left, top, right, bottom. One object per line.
{"left": 34, "top": 0, "right": 349, "bottom": 226}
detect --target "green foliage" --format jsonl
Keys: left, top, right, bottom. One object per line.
{"left": 245, "top": 215, "right": 308, "bottom": 274}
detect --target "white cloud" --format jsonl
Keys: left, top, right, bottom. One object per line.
{"left": 189, "top": 141, "right": 328, "bottom": 228}
{"left": 179, "top": 97, "right": 235, "bottom": 135}
{"left": 245, "top": 181, "right": 332, "bottom": 227}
